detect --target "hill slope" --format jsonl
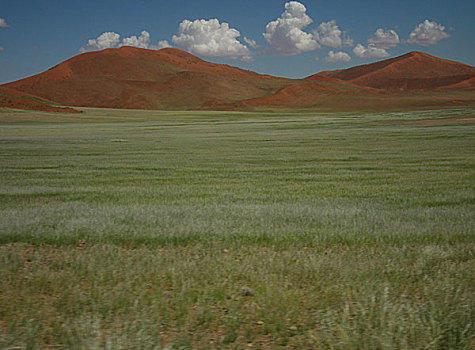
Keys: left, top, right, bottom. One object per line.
{"left": 3, "top": 46, "right": 296, "bottom": 110}
{"left": 221, "top": 52, "right": 475, "bottom": 111}
{"left": 313, "top": 51, "right": 475, "bottom": 91}
{"left": 2, "top": 49, "right": 474, "bottom": 112}
{"left": 0, "top": 86, "right": 80, "bottom": 113}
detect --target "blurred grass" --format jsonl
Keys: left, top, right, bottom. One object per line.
{"left": 0, "top": 107, "right": 474, "bottom": 349}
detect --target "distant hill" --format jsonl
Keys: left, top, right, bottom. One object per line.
{"left": 313, "top": 51, "right": 475, "bottom": 91}
{"left": 225, "top": 52, "right": 474, "bottom": 111}
{"left": 2, "top": 48, "right": 474, "bottom": 112}
{"left": 3, "top": 46, "right": 294, "bottom": 110}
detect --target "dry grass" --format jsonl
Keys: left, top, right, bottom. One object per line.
{"left": 0, "top": 107, "right": 474, "bottom": 349}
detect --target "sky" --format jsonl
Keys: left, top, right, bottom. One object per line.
{"left": 0, "top": 0, "right": 474, "bottom": 83}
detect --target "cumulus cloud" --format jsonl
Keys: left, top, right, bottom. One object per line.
{"left": 325, "top": 50, "right": 351, "bottom": 62}
{"left": 80, "top": 31, "right": 173, "bottom": 52}
{"left": 353, "top": 44, "right": 389, "bottom": 59}
{"left": 314, "top": 20, "right": 353, "bottom": 49}
{"left": 0, "top": 18, "right": 9, "bottom": 28}
{"left": 263, "top": 1, "right": 319, "bottom": 55}
{"left": 244, "top": 37, "right": 258, "bottom": 49}
{"left": 172, "top": 18, "right": 251, "bottom": 60}
{"left": 80, "top": 32, "right": 121, "bottom": 52}
{"left": 157, "top": 40, "right": 171, "bottom": 49}
{"left": 368, "top": 29, "right": 400, "bottom": 49}
{"left": 122, "top": 30, "right": 151, "bottom": 48}
{"left": 407, "top": 20, "right": 450, "bottom": 46}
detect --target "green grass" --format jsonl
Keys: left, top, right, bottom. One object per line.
{"left": 0, "top": 107, "right": 474, "bottom": 349}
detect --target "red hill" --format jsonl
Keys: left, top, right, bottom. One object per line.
{"left": 3, "top": 46, "right": 294, "bottom": 110}
{"left": 313, "top": 51, "right": 475, "bottom": 91}
{"left": 2, "top": 48, "right": 474, "bottom": 112}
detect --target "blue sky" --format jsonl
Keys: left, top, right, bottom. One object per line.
{"left": 0, "top": 0, "right": 474, "bottom": 83}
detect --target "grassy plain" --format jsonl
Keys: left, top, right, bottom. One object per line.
{"left": 0, "top": 107, "right": 474, "bottom": 349}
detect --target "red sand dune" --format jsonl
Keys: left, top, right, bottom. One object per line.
{"left": 0, "top": 86, "right": 81, "bottom": 113}
{"left": 2, "top": 48, "right": 474, "bottom": 112}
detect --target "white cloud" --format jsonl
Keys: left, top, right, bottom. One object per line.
{"left": 314, "top": 20, "right": 353, "bottom": 49}
{"left": 244, "top": 37, "right": 258, "bottom": 49}
{"left": 263, "top": 1, "right": 319, "bottom": 55}
{"left": 407, "top": 20, "right": 450, "bottom": 46}
{"left": 157, "top": 40, "right": 171, "bottom": 49}
{"left": 0, "top": 18, "right": 9, "bottom": 28}
{"left": 325, "top": 50, "right": 351, "bottom": 62}
{"left": 242, "top": 55, "right": 253, "bottom": 63}
{"left": 172, "top": 18, "right": 251, "bottom": 60}
{"left": 368, "top": 29, "right": 399, "bottom": 49}
{"left": 80, "top": 32, "right": 121, "bottom": 52}
{"left": 122, "top": 30, "right": 151, "bottom": 48}
{"left": 353, "top": 44, "right": 389, "bottom": 59}
{"left": 80, "top": 31, "right": 173, "bottom": 52}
